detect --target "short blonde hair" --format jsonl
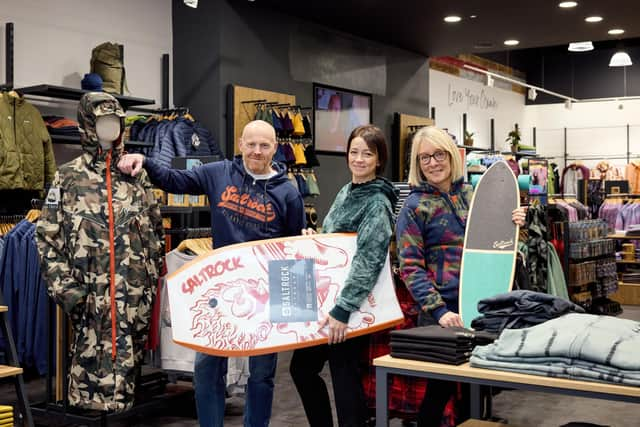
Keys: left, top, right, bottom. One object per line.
{"left": 407, "top": 126, "right": 464, "bottom": 187}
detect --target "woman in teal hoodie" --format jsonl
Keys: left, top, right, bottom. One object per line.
{"left": 290, "top": 124, "right": 398, "bottom": 427}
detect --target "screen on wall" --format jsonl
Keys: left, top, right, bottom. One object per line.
{"left": 313, "top": 83, "right": 372, "bottom": 154}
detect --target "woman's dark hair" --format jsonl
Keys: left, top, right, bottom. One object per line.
{"left": 346, "top": 124, "right": 388, "bottom": 175}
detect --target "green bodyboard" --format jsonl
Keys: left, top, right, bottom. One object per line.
{"left": 459, "top": 161, "right": 519, "bottom": 328}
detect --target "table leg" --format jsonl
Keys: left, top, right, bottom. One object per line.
{"left": 375, "top": 367, "right": 389, "bottom": 426}
{"left": 470, "top": 383, "right": 482, "bottom": 419}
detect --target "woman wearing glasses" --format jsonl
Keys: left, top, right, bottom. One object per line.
{"left": 396, "top": 126, "right": 525, "bottom": 427}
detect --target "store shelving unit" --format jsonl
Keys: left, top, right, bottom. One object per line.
{"left": 607, "top": 234, "right": 640, "bottom": 306}
{"left": 14, "top": 84, "right": 155, "bottom": 110}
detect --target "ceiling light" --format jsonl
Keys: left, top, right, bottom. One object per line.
{"left": 609, "top": 51, "right": 632, "bottom": 67}
{"left": 444, "top": 15, "right": 462, "bottom": 23}
{"left": 558, "top": 1, "right": 578, "bottom": 8}
{"left": 568, "top": 41, "right": 594, "bottom": 52}
{"left": 183, "top": 0, "right": 198, "bottom": 7}
{"left": 528, "top": 88, "right": 538, "bottom": 101}
{"left": 504, "top": 39, "right": 520, "bottom": 46}
{"left": 608, "top": 28, "right": 625, "bottom": 35}
{"left": 585, "top": 16, "right": 603, "bottom": 23}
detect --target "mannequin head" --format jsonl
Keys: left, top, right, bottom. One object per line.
{"left": 96, "top": 114, "right": 122, "bottom": 149}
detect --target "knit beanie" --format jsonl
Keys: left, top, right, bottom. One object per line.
{"left": 81, "top": 73, "right": 104, "bottom": 91}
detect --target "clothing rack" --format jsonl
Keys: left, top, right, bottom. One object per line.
{"left": 128, "top": 106, "right": 190, "bottom": 115}
{"left": 230, "top": 85, "right": 297, "bottom": 156}
{"left": 550, "top": 194, "right": 577, "bottom": 199}
{"left": 605, "top": 193, "right": 640, "bottom": 199}
{"left": 165, "top": 227, "right": 211, "bottom": 238}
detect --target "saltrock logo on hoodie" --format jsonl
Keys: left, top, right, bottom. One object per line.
{"left": 218, "top": 185, "right": 276, "bottom": 222}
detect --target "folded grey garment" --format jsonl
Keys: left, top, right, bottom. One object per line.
{"left": 391, "top": 350, "right": 469, "bottom": 365}
{"left": 473, "top": 345, "right": 640, "bottom": 381}
{"left": 470, "top": 352, "right": 640, "bottom": 387}
{"left": 477, "top": 313, "right": 640, "bottom": 371}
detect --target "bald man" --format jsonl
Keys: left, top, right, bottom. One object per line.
{"left": 118, "top": 120, "right": 305, "bottom": 427}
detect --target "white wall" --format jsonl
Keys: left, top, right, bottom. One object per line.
{"left": 1, "top": 0, "right": 172, "bottom": 109}
{"left": 522, "top": 99, "right": 640, "bottom": 170}
{"left": 429, "top": 69, "right": 526, "bottom": 150}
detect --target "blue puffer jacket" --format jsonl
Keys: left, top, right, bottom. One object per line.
{"left": 149, "top": 118, "right": 223, "bottom": 167}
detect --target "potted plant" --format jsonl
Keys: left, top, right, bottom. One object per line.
{"left": 464, "top": 130, "right": 474, "bottom": 147}
{"left": 506, "top": 124, "right": 521, "bottom": 153}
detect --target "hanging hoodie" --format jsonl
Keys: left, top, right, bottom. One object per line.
{"left": 142, "top": 155, "right": 305, "bottom": 248}
{"left": 396, "top": 178, "right": 473, "bottom": 322}
{"left": 321, "top": 177, "right": 398, "bottom": 323}
{"left": 35, "top": 92, "right": 164, "bottom": 412}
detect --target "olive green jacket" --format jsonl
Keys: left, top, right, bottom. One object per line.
{"left": 0, "top": 92, "right": 56, "bottom": 191}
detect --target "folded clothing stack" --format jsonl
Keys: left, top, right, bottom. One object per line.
{"left": 0, "top": 404, "right": 13, "bottom": 427}
{"left": 43, "top": 115, "right": 81, "bottom": 138}
{"left": 390, "top": 325, "right": 497, "bottom": 365}
{"left": 471, "top": 290, "right": 585, "bottom": 334}
{"left": 471, "top": 313, "right": 640, "bottom": 386}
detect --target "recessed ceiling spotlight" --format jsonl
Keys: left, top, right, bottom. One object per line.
{"left": 504, "top": 39, "right": 520, "bottom": 46}
{"left": 585, "top": 16, "right": 603, "bottom": 23}
{"left": 568, "top": 41, "right": 594, "bottom": 52}
{"left": 470, "top": 15, "right": 477, "bottom": 19}
{"left": 608, "top": 28, "right": 625, "bottom": 35}
{"left": 558, "top": 1, "right": 578, "bottom": 8}
{"left": 444, "top": 15, "right": 462, "bottom": 23}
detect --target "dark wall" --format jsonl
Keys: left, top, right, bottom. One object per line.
{"left": 172, "top": 0, "right": 429, "bottom": 224}
{"left": 481, "top": 39, "right": 640, "bottom": 104}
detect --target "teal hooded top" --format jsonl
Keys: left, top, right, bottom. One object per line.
{"left": 322, "top": 177, "right": 398, "bottom": 323}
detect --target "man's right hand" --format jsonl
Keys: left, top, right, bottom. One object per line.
{"left": 118, "top": 154, "right": 145, "bottom": 177}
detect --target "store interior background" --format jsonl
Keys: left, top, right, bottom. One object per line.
{"left": 2, "top": 1, "right": 640, "bottom": 426}
{"left": 4, "top": 0, "right": 640, "bottom": 221}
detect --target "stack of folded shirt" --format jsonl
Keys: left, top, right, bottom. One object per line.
{"left": 390, "top": 326, "right": 497, "bottom": 365}
{"left": 43, "top": 115, "right": 81, "bottom": 138}
{"left": 471, "top": 290, "right": 585, "bottom": 334}
{"left": 0, "top": 405, "right": 13, "bottom": 427}
{"left": 471, "top": 313, "right": 640, "bottom": 386}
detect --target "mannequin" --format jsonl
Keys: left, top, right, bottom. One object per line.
{"left": 96, "top": 114, "right": 122, "bottom": 149}
{"left": 36, "top": 92, "right": 164, "bottom": 412}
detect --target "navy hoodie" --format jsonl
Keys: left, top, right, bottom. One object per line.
{"left": 144, "top": 156, "right": 305, "bottom": 248}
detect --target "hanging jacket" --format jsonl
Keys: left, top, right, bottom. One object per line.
{"left": 35, "top": 92, "right": 164, "bottom": 412}
{"left": 321, "top": 177, "right": 398, "bottom": 323}
{"left": 396, "top": 178, "right": 473, "bottom": 322}
{"left": 0, "top": 92, "right": 56, "bottom": 191}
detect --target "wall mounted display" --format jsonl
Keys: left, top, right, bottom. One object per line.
{"left": 392, "top": 113, "right": 434, "bottom": 181}
{"left": 313, "top": 83, "right": 372, "bottom": 154}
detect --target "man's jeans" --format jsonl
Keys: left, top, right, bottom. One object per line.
{"left": 194, "top": 352, "right": 277, "bottom": 427}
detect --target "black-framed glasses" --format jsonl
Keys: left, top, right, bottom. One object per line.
{"left": 418, "top": 150, "right": 448, "bottom": 165}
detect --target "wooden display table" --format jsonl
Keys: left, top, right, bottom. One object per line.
{"left": 374, "top": 354, "right": 640, "bottom": 426}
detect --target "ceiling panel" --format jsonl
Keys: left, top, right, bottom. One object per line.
{"left": 251, "top": 0, "right": 640, "bottom": 56}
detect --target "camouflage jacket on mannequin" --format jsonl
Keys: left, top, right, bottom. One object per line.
{"left": 36, "top": 92, "right": 164, "bottom": 412}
